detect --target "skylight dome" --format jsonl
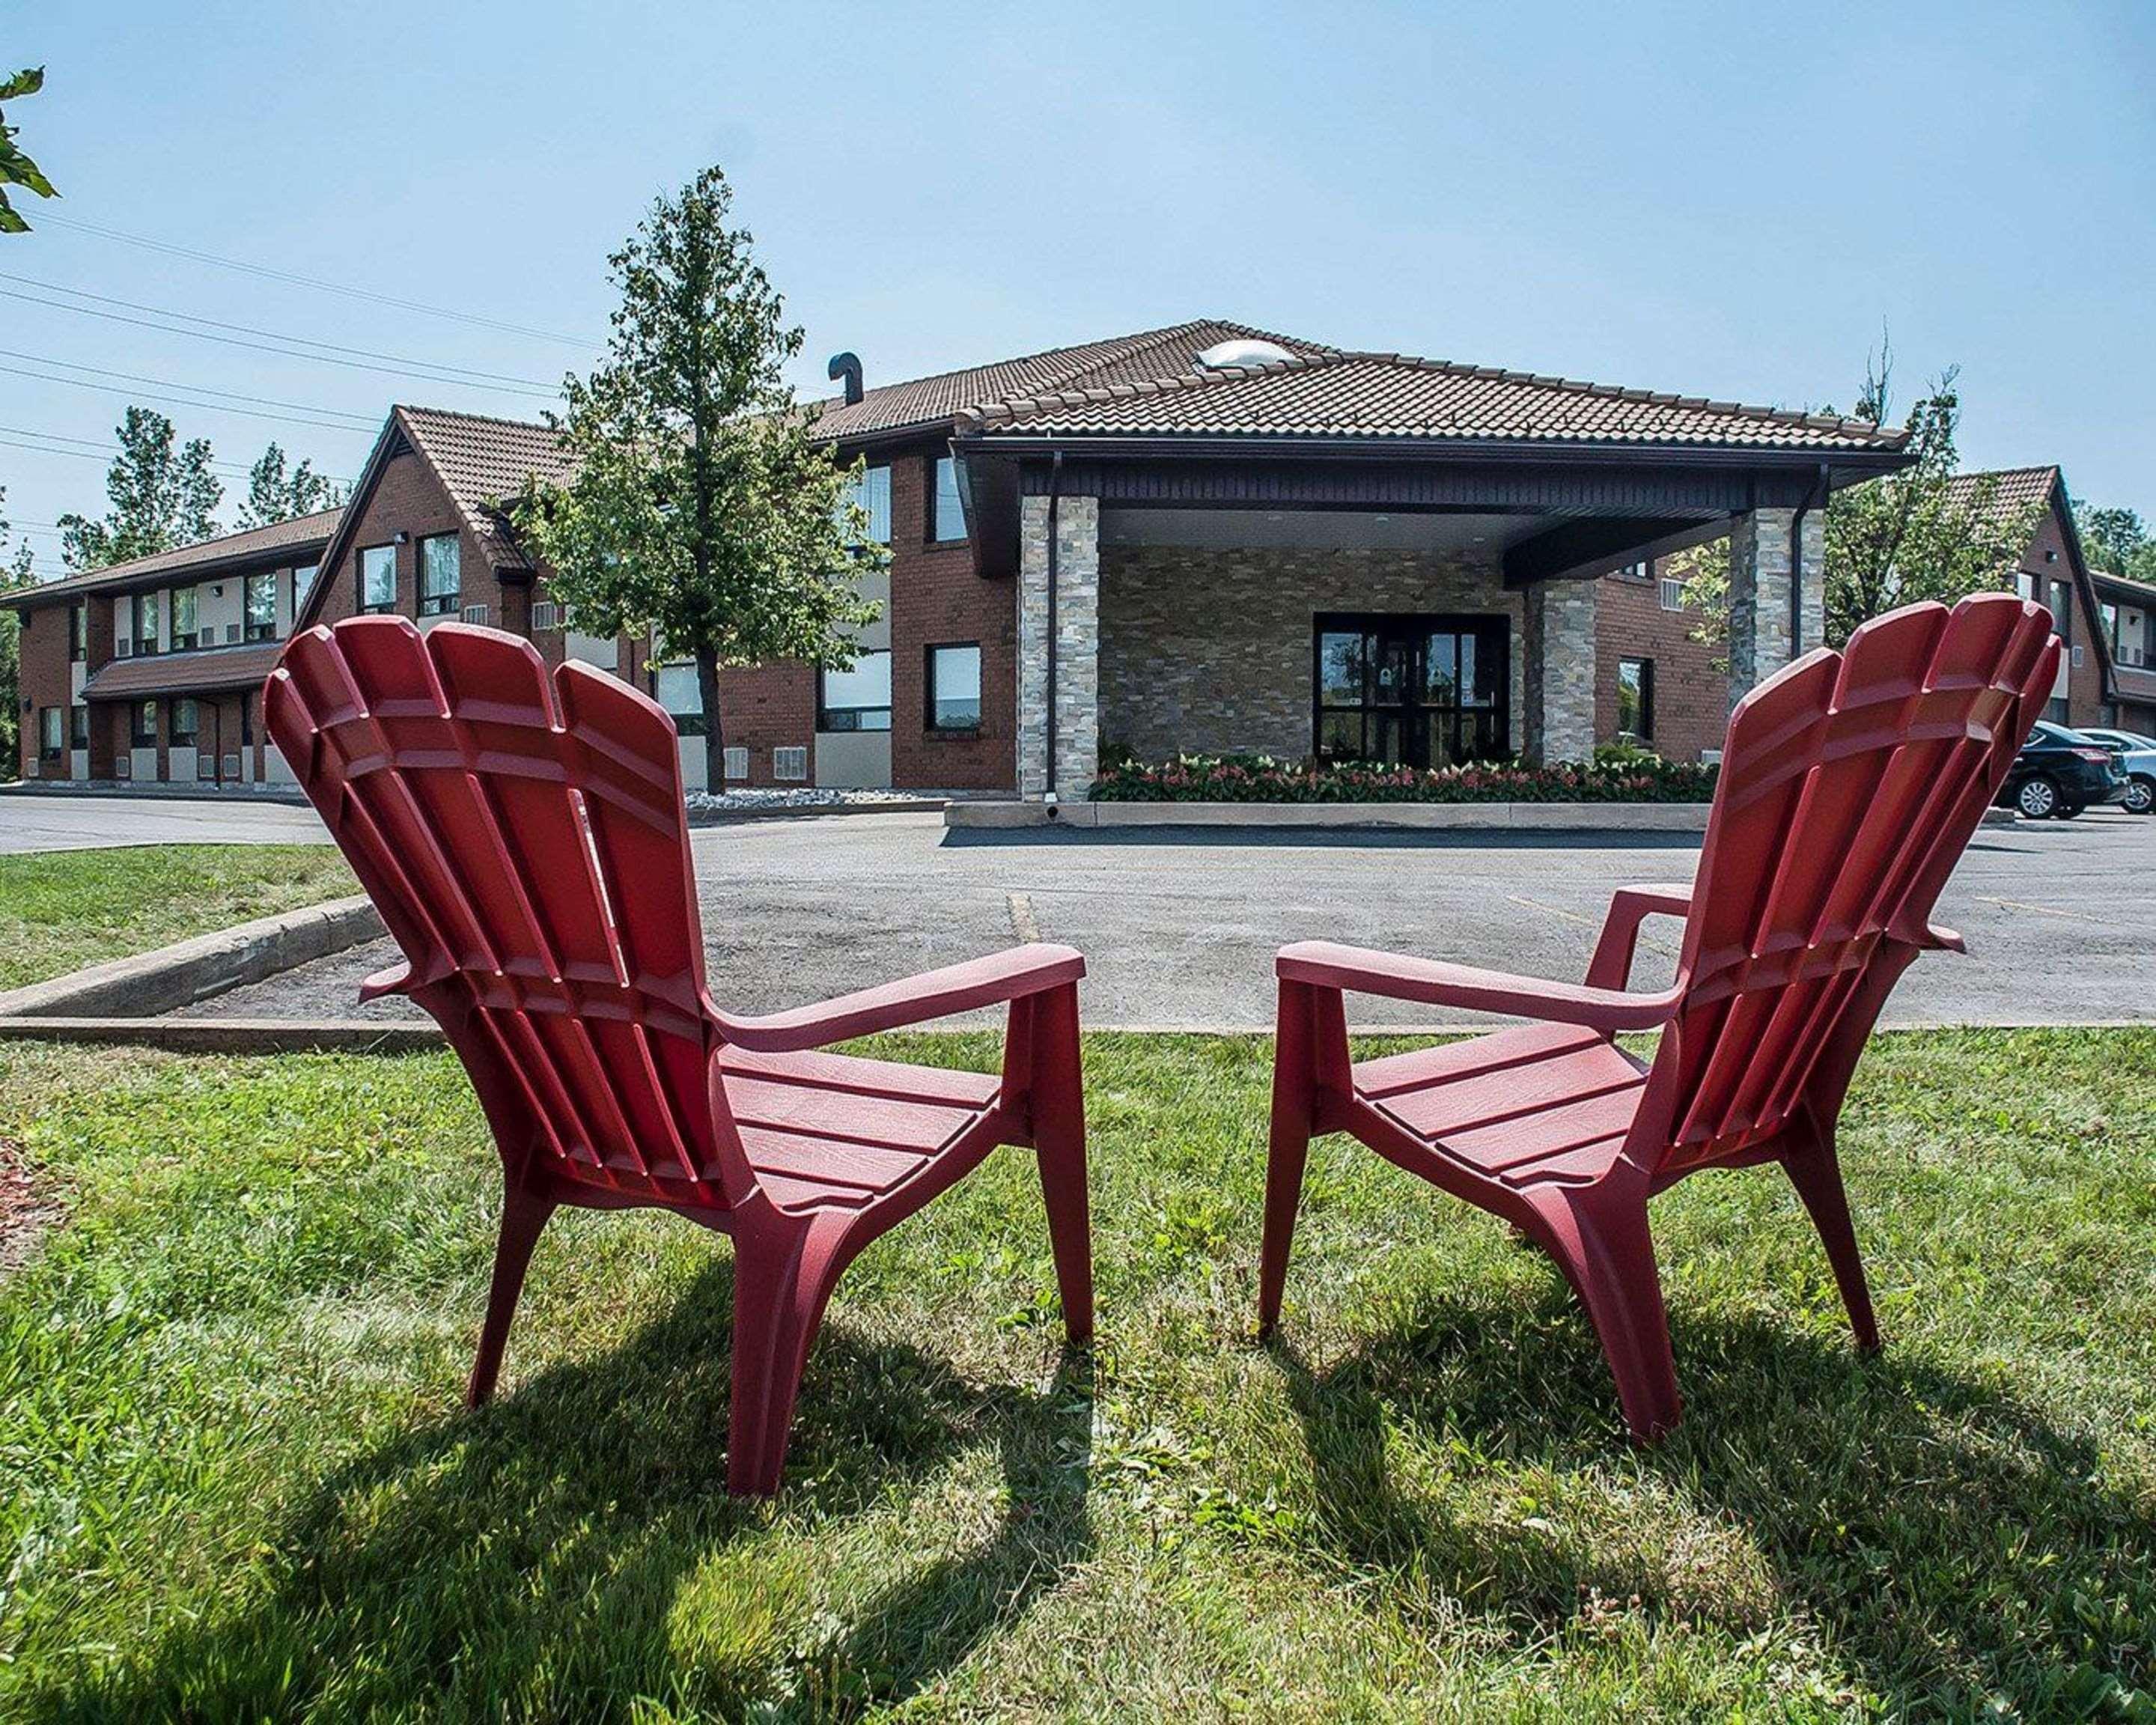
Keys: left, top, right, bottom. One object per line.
{"left": 1193, "top": 338, "right": 1297, "bottom": 371}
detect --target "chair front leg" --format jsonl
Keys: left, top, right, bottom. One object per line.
{"left": 1024, "top": 984, "right": 1094, "bottom": 1345}
{"left": 728, "top": 1215, "right": 847, "bottom": 1497}
{"left": 1259, "top": 979, "right": 1324, "bottom": 1336}
{"left": 467, "top": 1178, "right": 556, "bottom": 1408}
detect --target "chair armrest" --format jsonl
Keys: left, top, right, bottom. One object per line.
{"left": 713, "top": 944, "right": 1086, "bottom": 1053}
{"left": 1583, "top": 883, "right": 1693, "bottom": 990}
{"left": 1278, "top": 940, "right": 1680, "bottom": 1032}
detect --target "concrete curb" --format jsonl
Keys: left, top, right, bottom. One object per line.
{"left": 0, "top": 896, "right": 386, "bottom": 1020}
{"left": 0, "top": 782, "right": 311, "bottom": 806}
{"left": 949, "top": 801, "right": 2028, "bottom": 833}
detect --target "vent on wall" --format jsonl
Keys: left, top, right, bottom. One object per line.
{"left": 531, "top": 601, "right": 562, "bottom": 632}
{"left": 225, "top": 622, "right": 243, "bottom": 643}
{"left": 773, "top": 745, "right": 808, "bottom": 782}
{"left": 461, "top": 604, "right": 490, "bottom": 627}
{"left": 222, "top": 754, "right": 242, "bottom": 780}
{"left": 1658, "top": 577, "right": 1686, "bottom": 612}
{"left": 722, "top": 746, "right": 749, "bottom": 782}
{"left": 115, "top": 639, "right": 134, "bottom": 658}
{"left": 114, "top": 757, "right": 130, "bottom": 778}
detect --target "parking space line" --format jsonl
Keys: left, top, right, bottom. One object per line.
{"left": 1974, "top": 895, "right": 2104, "bottom": 923}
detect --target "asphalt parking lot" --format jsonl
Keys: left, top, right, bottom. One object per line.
{"left": 168, "top": 804, "right": 2156, "bottom": 1030}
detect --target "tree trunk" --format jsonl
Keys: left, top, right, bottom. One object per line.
{"left": 695, "top": 646, "right": 725, "bottom": 795}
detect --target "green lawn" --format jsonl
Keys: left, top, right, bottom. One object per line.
{"left": 1, "top": 1029, "right": 2152, "bottom": 1721}
{"left": 0, "top": 845, "right": 356, "bottom": 991}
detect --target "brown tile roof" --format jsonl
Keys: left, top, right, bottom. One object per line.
{"left": 0, "top": 507, "right": 341, "bottom": 610}
{"left": 393, "top": 405, "right": 574, "bottom": 574}
{"left": 958, "top": 349, "right": 1907, "bottom": 451}
{"left": 82, "top": 640, "right": 284, "bottom": 700}
{"left": 1940, "top": 466, "right": 2061, "bottom": 529}
{"left": 809, "top": 319, "right": 1336, "bottom": 441}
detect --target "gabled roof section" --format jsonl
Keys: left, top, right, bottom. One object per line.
{"left": 1940, "top": 465, "right": 2061, "bottom": 529}
{"left": 808, "top": 319, "right": 1335, "bottom": 442}
{"left": 0, "top": 506, "right": 342, "bottom": 610}
{"left": 957, "top": 347, "right": 1908, "bottom": 452}
{"left": 296, "top": 405, "right": 569, "bottom": 627}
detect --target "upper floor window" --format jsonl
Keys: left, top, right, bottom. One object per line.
{"left": 817, "top": 650, "right": 892, "bottom": 732}
{"left": 650, "top": 662, "right": 707, "bottom": 737}
{"left": 1616, "top": 560, "right": 1651, "bottom": 582}
{"left": 67, "top": 603, "right": 86, "bottom": 663}
{"left": 840, "top": 464, "right": 891, "bottom": 545}
{"left": 245, "top": 571, "right": 278, "bottom": 641}
{"left": 359, "top": 544, "right": 397, "bottom": 614}
{"left": 929, "top": 456, "right": 966, "bottom": 543}
{"left": 418, "top": 533, "right": 461, "bottom": 616}
{"left": 926, "top": 642, "right": 981, "bottom": 730}
{"left": 290, "top": 565, "right": 317, "bottom": 610}
{"left": 171, "top": 584, "right": 200, "bottom": 650}
{"left": 132, "top": 591, "right": 161, "bottom": 654}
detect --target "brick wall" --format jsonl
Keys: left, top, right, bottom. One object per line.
{"left": 2016, "top": 505, "right": 2110, "bottom": 726}
{"left": 1595, "top": 564, "right": 1728, "bottom": 762}
{"left": 313, "top": 449, "right": 506, "bottom": 630}
{"left": 1095, "top": 543, "right": 1524, "bottom": 763}
{"left": 16, "top": 602, "right": 75, "bottom": 779}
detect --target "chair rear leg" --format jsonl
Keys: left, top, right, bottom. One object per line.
{"left": 1532, "top": 1180, "right": 1682, "bottom": 1441}
{"left": 728, "top": 1223, "right": 841, "bottom": 1497}
{"left": 467, "top": 1181, "right": 556, "bottom": 1408}
{"left": 1027, "top": 985, "right": 1094, "bottom": 1345}
{"left": 1259, "top": 980, "right": 1319, "bottom": 1337}
{"left": 1782, "top": 1127, "right": 1881, "bottom": 1352}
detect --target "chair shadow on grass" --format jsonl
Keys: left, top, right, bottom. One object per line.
{"left": 27, "top": 1256, "right": 1094, "bottom": 1723}
{"left": 1273, "top": 1285, "right": 2156, "bottom": 1716}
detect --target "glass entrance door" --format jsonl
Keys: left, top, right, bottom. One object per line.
{"left": 1315, "top": 613, "right": 1509, "bottom": 768}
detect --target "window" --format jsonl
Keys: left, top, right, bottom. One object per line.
{"left": 2050, "top": 579, "right": 2073, "bottom": 648}
{"left": 171, "top": 584, "right": 199, "bottom": 650}
{"left": 290, "top": 564, "right": 317, "bottom": 609}
{"left": 925, "top": 642, "right": 981, "bottom": 730}
{"left": 1615, "top": 560, "right": 1650, "bottom": 582}
{"left": 817, "top": 650, "right": 892, "bottom": 731}
{"left": 928, "top": 455, "right": 966, "bottom": 543}
{"left": 651, "top": 663, "right": 706, "bottom": 736}
{"left": 39, "top": 706, "right": 61, "bottom": 757}
{"left": 245, "top": 571, "right": 278, "bottom": 640}
{"left": 70, "top": 705, "right": 88, "bottom": 749}
{"left": 359, "top": 545, "right": 398, "bottom": 613}
{"left": 839, "top": 464, "right": 891, "bottom": 545}
{"left": 68, "top": 603, "right": 86, "bottom": 663}
{"left": 133, "top": 591, "right": 161, "bottom": 654}
{"left": 418, "top": 534, "right": 460, "bottom": 615}
{"left": 1616, "top": 657, "right": 1654, "bottom": 742}
{"left": 1313, "top": 615, "right": 1509, "bottom": 768}
{"left": 171, "top": 699, "right": 199, "bottom": 746}
{"left": 1658, "top": 576, "right": 1687, "bottom": 612}
{"left": 132, "top": 699, "right": 159, "bottom": 747}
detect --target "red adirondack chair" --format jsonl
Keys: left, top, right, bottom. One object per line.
{"left": 1259, "top": 594, "right": 2059, "bottom": 1439}
{"left": 266, "top": 616, "right": 1092, "bottom": 1495}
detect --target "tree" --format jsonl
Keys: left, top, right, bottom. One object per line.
{"left": 56, "top": 407, "right": 222, "bottom": 570}
{"left": 516, "top": 165, "right": 880, "bottom": 790}
{"left": 2075, "top": 502, "right": 2156, "bottom": 583}
{"left": 0, "top": 66, "right": 58, "bottom": 234}
{"left": 0, "top": 488, "right": 35, "bottom": 776}
{"left": 238, "top": 442, "right": 346, "bottom": 529}
{"left": 1681, "top": 335, "right": 2039, "bottom": 649}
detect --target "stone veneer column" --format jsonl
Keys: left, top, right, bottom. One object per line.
{"left": 1728, "top": 505, "right": 1824, "bottom": 708}
{"left": 1017, "top": 493, "right": 1100, "bottom": 800}
{"left": 1522, "top": 578, "right": 1598, "bottom": 763}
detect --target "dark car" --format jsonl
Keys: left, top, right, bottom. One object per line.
{"left": 1996, "top": 720, "right": 2130, "bottom": 819}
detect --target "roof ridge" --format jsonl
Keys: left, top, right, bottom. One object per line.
{"left": 393, "top": 401, "right": 555, "bottom": 433}
{"left": 3, "top": 505, "right": 346, "bottom": 599}
{"left": 960, "top": 348, "right": 1350, "bottom": 428}
{"left": 1330, "top": 349, "right": 1903, "bottom": 443}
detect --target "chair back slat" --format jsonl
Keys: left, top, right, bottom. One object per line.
{"left": 1643, "top": 595, "right": 2057, "bottom": 1179}
{"left": 267, "top": 618, "right": 755, "bottom": 1206}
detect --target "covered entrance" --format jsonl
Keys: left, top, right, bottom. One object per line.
{"left": 1314, "top": 612, "right": 1509, "bottom": 768}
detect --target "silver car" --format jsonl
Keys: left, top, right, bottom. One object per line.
{"left": 2080, "top": 727, "right": 2156, "bottom": 815}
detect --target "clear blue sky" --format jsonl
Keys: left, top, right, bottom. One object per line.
{"left": 4, "top": 0, "right": 2152, "bottom": 576}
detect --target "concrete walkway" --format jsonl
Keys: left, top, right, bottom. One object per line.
{"left": 180, "top": 806, "right": 2156, "bottom": 1030}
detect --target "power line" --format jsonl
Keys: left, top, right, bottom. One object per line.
{"left": 0, "top": 271, "right": 564, "bottom": 392}
{"left": 0, "top": 361, "right": 376, "bottom": 433}
{"left": 0, "top": 425, "right": 353, "bottom": 481}
{"left": 39, "top": 213, "right": 599, "bottom": 349}
{"left": 0, "top": 353, "right": 378, "bottom": 425}
{"left": 0, "top": 282, "right": 564, "bottom": 400}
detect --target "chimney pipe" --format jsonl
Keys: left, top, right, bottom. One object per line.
{"left": 827, "top": 351, "right": 863, "bottom": 407}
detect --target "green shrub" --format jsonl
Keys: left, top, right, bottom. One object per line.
{"left": 1090, "top": 750, "right": 1718, "bottom": 804}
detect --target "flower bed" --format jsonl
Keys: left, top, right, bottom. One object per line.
{"left": 1090, "top": 750, "right": 1719, "bottom": 804}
